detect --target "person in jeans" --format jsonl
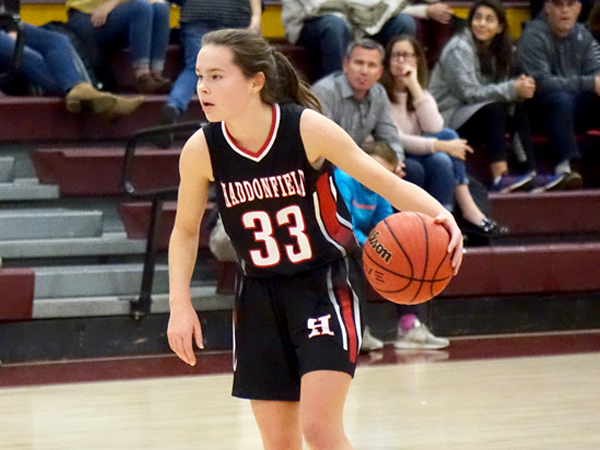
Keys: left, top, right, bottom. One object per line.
{"left": 518, "top": 0, "right": 600, "bottom": 187}
{"left": 159, "top": 0, "right": 262, "bottom": 126}
{"left": 281, "top": 0, "right": 417, "bottom": 80}
{"left": 429, "top": 0, "right": 571, "bottom": 192}
{"left": 65, "top": 0, "right": 172, "bottom": 94}
{"left": 0, "top": 0, "right": 144, "bottom": 116}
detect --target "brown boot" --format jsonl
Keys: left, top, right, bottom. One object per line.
{"left": 65, "top": 83, "right": 116, "bottom": 114}
{"left": 101, "top": 94, "right": 145, "bottom": 120}
{"left": 135, "top": 73, "right": 172, "bottom": 94}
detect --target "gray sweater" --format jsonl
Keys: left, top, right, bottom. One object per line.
{"left": 428, "top": 29, "right": 518, "bottom": 129}
{"left": 516, "top": 16, "right": 600, "bottom": 95}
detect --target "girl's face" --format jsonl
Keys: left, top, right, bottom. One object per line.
{"left": 388, "top": 40, "right": 418, "bottom": 80}
{"left": 470, "top": 6, "right": 503, "bottom": 44}
{"left": 195, "top": 44, "right": 262, "bottom": 122}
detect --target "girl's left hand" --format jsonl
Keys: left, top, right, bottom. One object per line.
{"left": 90, "top": 0, "right": 119, "bottom": 27}
{"left": 434, "top": 213, "right": 464, "bottom": 274}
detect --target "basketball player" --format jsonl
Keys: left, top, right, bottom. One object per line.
{"left": 167, "top": 28, "right": 463, "bottom": 450}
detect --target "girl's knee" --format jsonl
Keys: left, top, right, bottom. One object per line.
{"left": 388, "top": 14, "right": 417, "bottom": 35}
{"left": 429, "top": 151, "right": 454, "bottom": 171}
{"left": 126, "top": 0, "right": 152, "bottom": 16}
{"left": 301, "top": 418, "right": 346, "bottom": 450}
{"left": 436, "top": 127, "right": 460, "bottom": 141}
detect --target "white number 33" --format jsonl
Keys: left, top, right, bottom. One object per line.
{"left": 242, "top": 205, "right": 312, "bottom": 267}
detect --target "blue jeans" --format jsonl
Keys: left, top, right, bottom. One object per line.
{"left": 167, "top": 18, "right": 248, "bottom": 114}
{"left": 298, "top": 13, "right": 416, "bottom": 80}
{"left": 528, "top": 90, "right": 600, "bottom": 163}
{"left": 67, "top": 0, "right": 170, "bottom": 72}
{"left": 406, "top": 128, "right": 468, "bottom": 212}
{"left": 0, "top": 24, "right": 84, "bottom": 94}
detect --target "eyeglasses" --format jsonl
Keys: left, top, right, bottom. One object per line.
{"left": 390, "top": 52, "right": 416, "bottom": 62}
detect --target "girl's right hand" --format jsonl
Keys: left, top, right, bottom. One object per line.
{"left": 514, "top": 74, "right": 536, "bottom": 99}
{"left": 167, "top": 300, "right": 204, "bottom": 366}
{"left": 433, "top": 139, "right": 474, "bottom": 160}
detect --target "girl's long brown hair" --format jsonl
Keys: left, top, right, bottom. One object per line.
{"left": 467, "top": 0, "right": 512, "bottom": 81}
{"left": 202, "top": 29, "right": 322, "bottom": 112}
{"left": 380, "top": 34, "right": 429, "bottom": 112}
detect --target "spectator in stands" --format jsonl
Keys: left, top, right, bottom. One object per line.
{"left": 518, "top": 0, "right": 600, "bottom": 186}
{"left": 531, "top": 0, "right": 594, "bottom": 22}
{"left": 334, "top": 141, "right": 450, "bottom": 352}
{"left": 380, "top": 34, "right": 508, "bottom": 240}
{"left": 429, "top": 0, "right": 569, "bottom": 193}
{"left": 65, "top": 0, "right": 172, "bottom": 94}
{"left": 0, "top": 0, "right": 144, "bottom": 117}
{"left": 311, "top": 38, "right": 423, "bottom": 185}
{"left": 159, "top": 0, "right": 262, "bottom": 127}
{"left": 281, "top": 0, "right": 455, "bottom": 80}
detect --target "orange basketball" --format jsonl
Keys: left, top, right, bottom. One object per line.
{"left": 363, "top": 212, "right": 454, "bottom": 305}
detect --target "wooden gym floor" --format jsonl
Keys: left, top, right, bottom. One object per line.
{"left": 1, "top": 329, "right": 600, "bottom": 449}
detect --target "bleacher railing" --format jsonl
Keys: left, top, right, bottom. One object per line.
{"left": 121, "top": 121, "right": 204, "bottom": 319}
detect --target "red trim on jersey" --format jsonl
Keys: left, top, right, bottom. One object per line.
{"left": 223, "top": 104, "right": 278, "bottom": 159}
{"left": 335, "top": 283, "right": 358, "bottom": 362}
{"left": 316, "top": 173, "right": 355, "bottom": 247}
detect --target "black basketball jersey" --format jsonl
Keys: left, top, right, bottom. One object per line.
{"left": 204, "top": 102, "right": 359, "bottom": 277}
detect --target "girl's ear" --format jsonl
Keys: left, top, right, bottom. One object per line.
{"left": 251, "top": 72, "right": 266, "bottom": 93}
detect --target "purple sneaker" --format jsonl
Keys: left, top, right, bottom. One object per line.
{"left": 531, "top": 173, "right": 566, "bottom": 193}
{"left": 490, "top": 174, "right": 534, "bottom": 193}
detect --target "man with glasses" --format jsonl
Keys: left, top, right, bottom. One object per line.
{"left": 517, "top": 0, "right": 600, "bottom": 186}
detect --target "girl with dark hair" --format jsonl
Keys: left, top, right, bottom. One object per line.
{"left": 380, "top": 34, "right": 507, "bottom": 239}
{"left": 429, "top": 0, "right": 567, "bottom": 192}
{"left": 167, "top": 28, "right": 463, "bottom": 449}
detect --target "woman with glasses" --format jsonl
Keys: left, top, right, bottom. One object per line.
{"left": 380, "top": 34, "right": 507, "bottom": 241}
{"left": 429, "top": 0, "right": 568, "bottom": 193}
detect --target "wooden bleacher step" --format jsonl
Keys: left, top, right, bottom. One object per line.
{"left": 490, "top": 189, "right": 600, "bottom": 238}
{"left": 33, "top": 146, "right": 182, "bottom": 196}
{"left": 0, "top": 95, "right": 203, "bottom": 143}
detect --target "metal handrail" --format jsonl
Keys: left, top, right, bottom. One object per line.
{"left": 121, "top": 121, "right": 205, "bottom": 318}
{"left": 121, "top": 121, "right": 204, "bottom": 198}
{"left": 0, "top": 12, "right": 25, "bottom": 86}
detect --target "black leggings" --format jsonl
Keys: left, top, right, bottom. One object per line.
{"left": 457, "top": 102, "right": 536, "bottom": 173}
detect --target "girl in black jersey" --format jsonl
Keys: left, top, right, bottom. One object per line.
{"left": 167, "top": 28, "right": 463, "bottom": 450}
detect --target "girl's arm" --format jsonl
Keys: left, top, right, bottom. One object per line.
{"left": 441, "top": 44, "right": 518, "bottom": 104}
{"left": 167, "top": 129, "right": 213, "bottom": 366}
{"left": 301, "top": 109, "right": 463, "bottom": 271}
{"left": 248, "top": 0, "right": 263, "bottom": 35}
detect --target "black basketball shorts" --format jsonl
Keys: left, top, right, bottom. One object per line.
{"left": 231, "top": 253, "right": 365, "bottom": 401}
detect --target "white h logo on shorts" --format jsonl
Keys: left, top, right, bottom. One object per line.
{"left": 307, "top": 314, "right": 335, "bottom": 338}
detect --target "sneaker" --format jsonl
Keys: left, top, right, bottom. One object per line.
{"left": 394, "top": 323, "right": 450, "bottom": 350}
{"left": 360, "top": 326, "right": 384, "bottom": 352}
{"left": 490, "top": 173, "right": 534, "bottom": 193}
{"left": 531, "top": 173, "right": 566, "bottom": 193}
{"left": 562, "top": 171, "right": 583, "bottom": 190}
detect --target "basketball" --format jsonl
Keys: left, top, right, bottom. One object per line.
{"left": 363, "top": 212, "right": 454, "bottom": 305}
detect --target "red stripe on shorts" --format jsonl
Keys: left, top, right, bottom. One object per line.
{"left": 335, "top": 282, "right": 358, "bottom": 363}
